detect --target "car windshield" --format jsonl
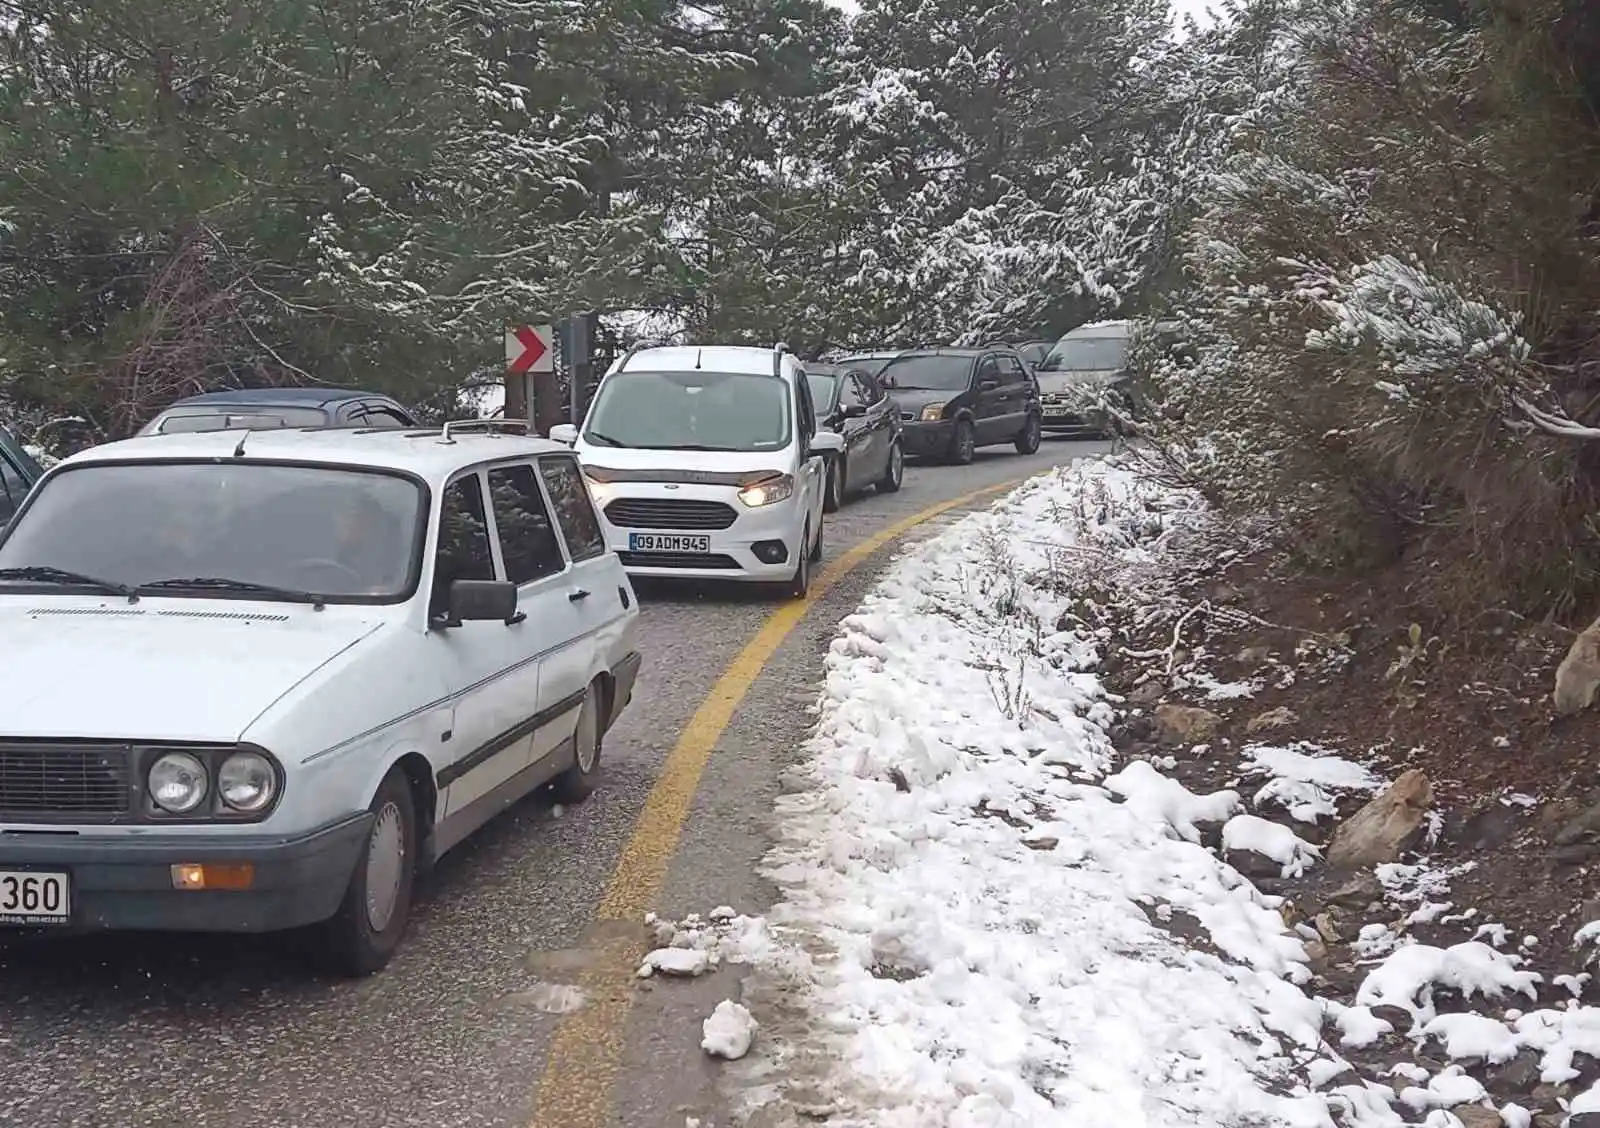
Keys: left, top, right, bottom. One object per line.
{"left": 877, "top": 354, "right": 973, "bottom": 391}
{"left": 581, "top": 370, "right": 792, "bottom": 452}
{"left": 806, "top": 371, "right": 842, "bottom": 415}
{"left": 151, "top": 406, "right": 330, "bottom": 434}
{"left": 0, "top": 461, "right": 423, "bottom": 602}
{"left": 1039, "top": 335, "right": 1130, "bottom": 372}
{"left": 837, "top": 354, "right": 896, "bottom": 378}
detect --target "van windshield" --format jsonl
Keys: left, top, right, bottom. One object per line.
{"left": 581, "top": 370, "right": 793, "bottom": 452}
{"left": 1039, "top": 335, "right": 1130, "bottom": 373}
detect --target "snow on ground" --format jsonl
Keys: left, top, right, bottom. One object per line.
{"left": 736, "top": 458, "right": 1335, "bottom": 1127}
{"left": 710, "top": 454, "right": 1600, "bottom": 1128}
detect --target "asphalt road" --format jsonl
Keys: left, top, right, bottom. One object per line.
{"left": 0, "top": 436, "right": 1108, "bottom": 1128}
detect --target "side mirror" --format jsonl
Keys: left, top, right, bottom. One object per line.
{"left": 440, "top": 578, "right": 520, "bottom": 627}
{"left": 548, "top": 423, "right": 578, "bottom": 445}
{"left": 840, "top": 404, "right": 867, "bottom": 420}
{"left": 810, "top": 429, "right": 844, "bottom": 454}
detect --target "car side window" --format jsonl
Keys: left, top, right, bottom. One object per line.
{"left": 849, "top": 374, "right": 879, "bottom": 406}
{"left": 839, "top": 377, "right": 864, "bottom": 410}
{"left": 0, "top": 453, "right": 24, "bottom": 525}
{"left": 794, "top": 372, "right": 816, "bottom": 444}
{"left": 537, "top": 455, "right": 607, "bottom": 562}
{"left": 363, "top": 406, "right": 413, "bottom": 428}
{"left": 486, "top": 463, "right": 566, "bottom": 584}
{"left": 976, "top": 356, "right": 1000, "bottom": 386}
{"left": 999, "top": 355, "right": 1028, "bottom": 385}
{"left": 432, "top": 474, "right": 494, "bottom": 609}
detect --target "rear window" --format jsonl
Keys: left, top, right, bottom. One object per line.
{"left": 151, "top": 406, "right": 329, "bottom": 434}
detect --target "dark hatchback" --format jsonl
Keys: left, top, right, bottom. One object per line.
{"left": 138, "top": 387, "right": 419, "bottom": 436}
{"left": 804, "top": 363, "right": 904, "bottom": 511}
{"left": 0, "top": 424, "right": 43, "bottom": 528}
{"left": 877, "top": 348, "right": 1044, "bottom": 465}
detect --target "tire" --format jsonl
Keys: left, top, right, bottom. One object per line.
{"left": 808, "top": 510, "right": 824, "bottom": 563}
{"left": 1014, "top": 413, "right": 1042, "bottom": 455}
{"left": 822, "top": 457, "right": 844, "bottom": 513}
{"left": 783, "top": 524, "right": 812, "bottom": 599}
{"left": 946, "top": 419, "right": 976, "bottom": 465}
{"left": 551, "top": 681, "right": 603, "bottom": 804}
{"left": 318, "top": 767, "right": 417, "bottom": 978}
{"left": 877, "top": 440, "right": 904, "bottom": 493}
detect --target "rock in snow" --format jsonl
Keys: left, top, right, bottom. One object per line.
{"left": 1326, "top": 768, "right": 1435, "bottom": 868}
{"left": 701, "top": 1000, "right": 757, "bottom": 1060}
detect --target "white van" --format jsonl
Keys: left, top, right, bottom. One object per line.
{"left": 550, "top": 344, "right": 843, "bottom": 598}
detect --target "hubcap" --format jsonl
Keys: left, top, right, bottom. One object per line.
{"left": 364, "top": 801, "right": 406, "bottom": 933}
{"left": 576, "top": 691, "right": 599, "bottom": 773}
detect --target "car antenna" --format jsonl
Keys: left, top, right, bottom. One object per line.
{"left": 694, "top": 347, "right": 703, "bottom": 370}
{"left": 232, "top": 428, "right": 252, "bottom": 458}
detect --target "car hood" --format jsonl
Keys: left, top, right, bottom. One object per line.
{"left": 0, "top": 602, "right": 383, "bottom": 742}
{"left": 887, "top": 387, "right": 966, "bottom": 412}
{"left": 577, "top": 444, "right": 794, "bottom": 484}
{"left": 1037, "top": 368, "right": 1122, "bottom": 390}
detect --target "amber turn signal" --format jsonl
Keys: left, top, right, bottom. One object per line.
{"left": 169, "top": 863, "right": 255, "bottom": 891}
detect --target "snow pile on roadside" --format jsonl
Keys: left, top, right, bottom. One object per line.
{"left": 743, "top": 457, "right": 1339, "bottom": 1127}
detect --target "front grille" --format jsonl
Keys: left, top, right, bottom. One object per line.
{"left": 605, "top": 498, "right": 738, "bottom": 530}
{"left": 0, "top": 743, "right": 131, "bottom": 818}
{"left": 618, "top": 552, "right": 742, "bottom": 570}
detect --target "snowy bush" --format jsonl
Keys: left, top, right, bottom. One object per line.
{"left": 1138, "top": 0, "right": 1600, "bottom": 617}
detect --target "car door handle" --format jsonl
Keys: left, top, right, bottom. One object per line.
{"left": 505, "top": 610, "right": 527, "bottom": 625}
{"left": 569, "top": 589, "right": 590, "bottom": 602}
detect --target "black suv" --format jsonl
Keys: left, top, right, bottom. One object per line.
{"left": 0, "top": 423, "right": 44, "bottom": 529}
{"left": 878, "top": 348, "right": 1043, "bottom": 465}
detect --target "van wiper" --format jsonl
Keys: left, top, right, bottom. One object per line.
{"left": 138, "top": 576, "right": 326, "bottom": 608}
{"left": 0, "top": 565, "right": 137, "bottom": 599}
{"left": 585, "top": 431, "right": 630, "bottom": 448}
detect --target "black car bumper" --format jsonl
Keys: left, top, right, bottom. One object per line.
{"left": 901, "top": 420, "right": 954, "bottom": 457}
{"left": 0, "top": 813, "right": 371, "bottom": 934}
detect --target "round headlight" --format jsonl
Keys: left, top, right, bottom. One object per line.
{"left": 148, "top": 752, "right": 209, "bottom": 814}
{"left": 218, "top": 751, "right": 277, "bottom": 813}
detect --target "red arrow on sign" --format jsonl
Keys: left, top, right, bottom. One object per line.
{"left": 507, "top": 325, "right": 549, "bottom": 374}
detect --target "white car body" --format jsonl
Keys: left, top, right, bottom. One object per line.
{"left": 1036, "top": 319, "right": 1134, "bottom": 428}
{"left": 552, "top": 345, "right": 840, "bottom": 590}
{"left": 0, "top": 423, "right": 641, "bottom": 974}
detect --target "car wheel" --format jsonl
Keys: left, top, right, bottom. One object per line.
{"left": 823, "top": 457, "right": 844, "bottom": 513}
{"left": 551, "top": 680, "right": 603, "bottom": 804}
{"left": 947, "top": 419, "right": 976, "bottom": 465}
{"left": 783, "top": 524, "right": 811, "bottom": 599}
{"left": 318, "top": 766, "right": 417, "bottom": 978}
{"left": 878, "top": 440, "right": 904, "bottom": 493}
{"left": 1014, "top": 413, "right": 1042, "bottom": 455}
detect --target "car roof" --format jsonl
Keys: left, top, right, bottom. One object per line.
{"left": 52, "top": 425, "right": 571, "bottom": 485}
{"left": 163, "top": 387, "right": 394, "bottom": 410}
{"left": 620, "top": 345, "right": 798, "bottom": 378}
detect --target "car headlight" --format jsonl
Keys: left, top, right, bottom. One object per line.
{"left": 738, "top": 474, "right": 795, "bottom": 507}
{"left": 149, "top": 752, "right": 209, "bottom": 814}
{"left": 919, "top": 403, "right": 946, "bottom": 422}
{"left": 218, "top": 750, "right": 278, "bottom": 813}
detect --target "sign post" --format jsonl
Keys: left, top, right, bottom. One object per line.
{"left": 505, "top": 323, "right": 555, "bottom": 431}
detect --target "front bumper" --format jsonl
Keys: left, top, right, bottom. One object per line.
{"left": 592, "top": 486, "right": 807, "bottom": 582}
{"left": 0, "top": 813, "right": 370, "bottom": 933}
{"left": 900, "top": 419, "right": 954, "bottom": 457}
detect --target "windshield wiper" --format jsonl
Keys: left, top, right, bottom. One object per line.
{"left": 138, "top": 576, "right": 326, "bottom": 607}
{"left": 584, "top": 431, "right": 630, "bottom": 448}
{"left": 0, "top": 566, "right": 137, "bottom": 599}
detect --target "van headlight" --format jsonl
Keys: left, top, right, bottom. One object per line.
{"left": 148, "top": 752, "right": 209, "bottom": 814}
{"left": 738, "top": 474, "right": 795, "bottom": 507}
{"left": 919, "top": 402, "right": 946, "bottom": 421}
{"left": 218, "top": 750, "right": 278, "bottom": 813}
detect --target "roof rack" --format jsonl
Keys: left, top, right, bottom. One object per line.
{"left": 612, "top": 338, "right": 673, "bottom": 375}
{"left": 438, "top": 418, "right": 533, "bottom": 444}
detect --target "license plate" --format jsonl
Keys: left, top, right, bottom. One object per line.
{"left": 628, "top": 533, "right": 711, "bottom": 553}
{"left": 0, "top": 870, "right": 70, "bottom": 925}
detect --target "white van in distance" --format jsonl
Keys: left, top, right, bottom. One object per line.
{"left": 551, "top": 344, "right": 842, "bottom": 598}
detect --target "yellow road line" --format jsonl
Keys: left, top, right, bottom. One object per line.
{"left": 529, "top": 475, "right": 1027, "bottom": 1128}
